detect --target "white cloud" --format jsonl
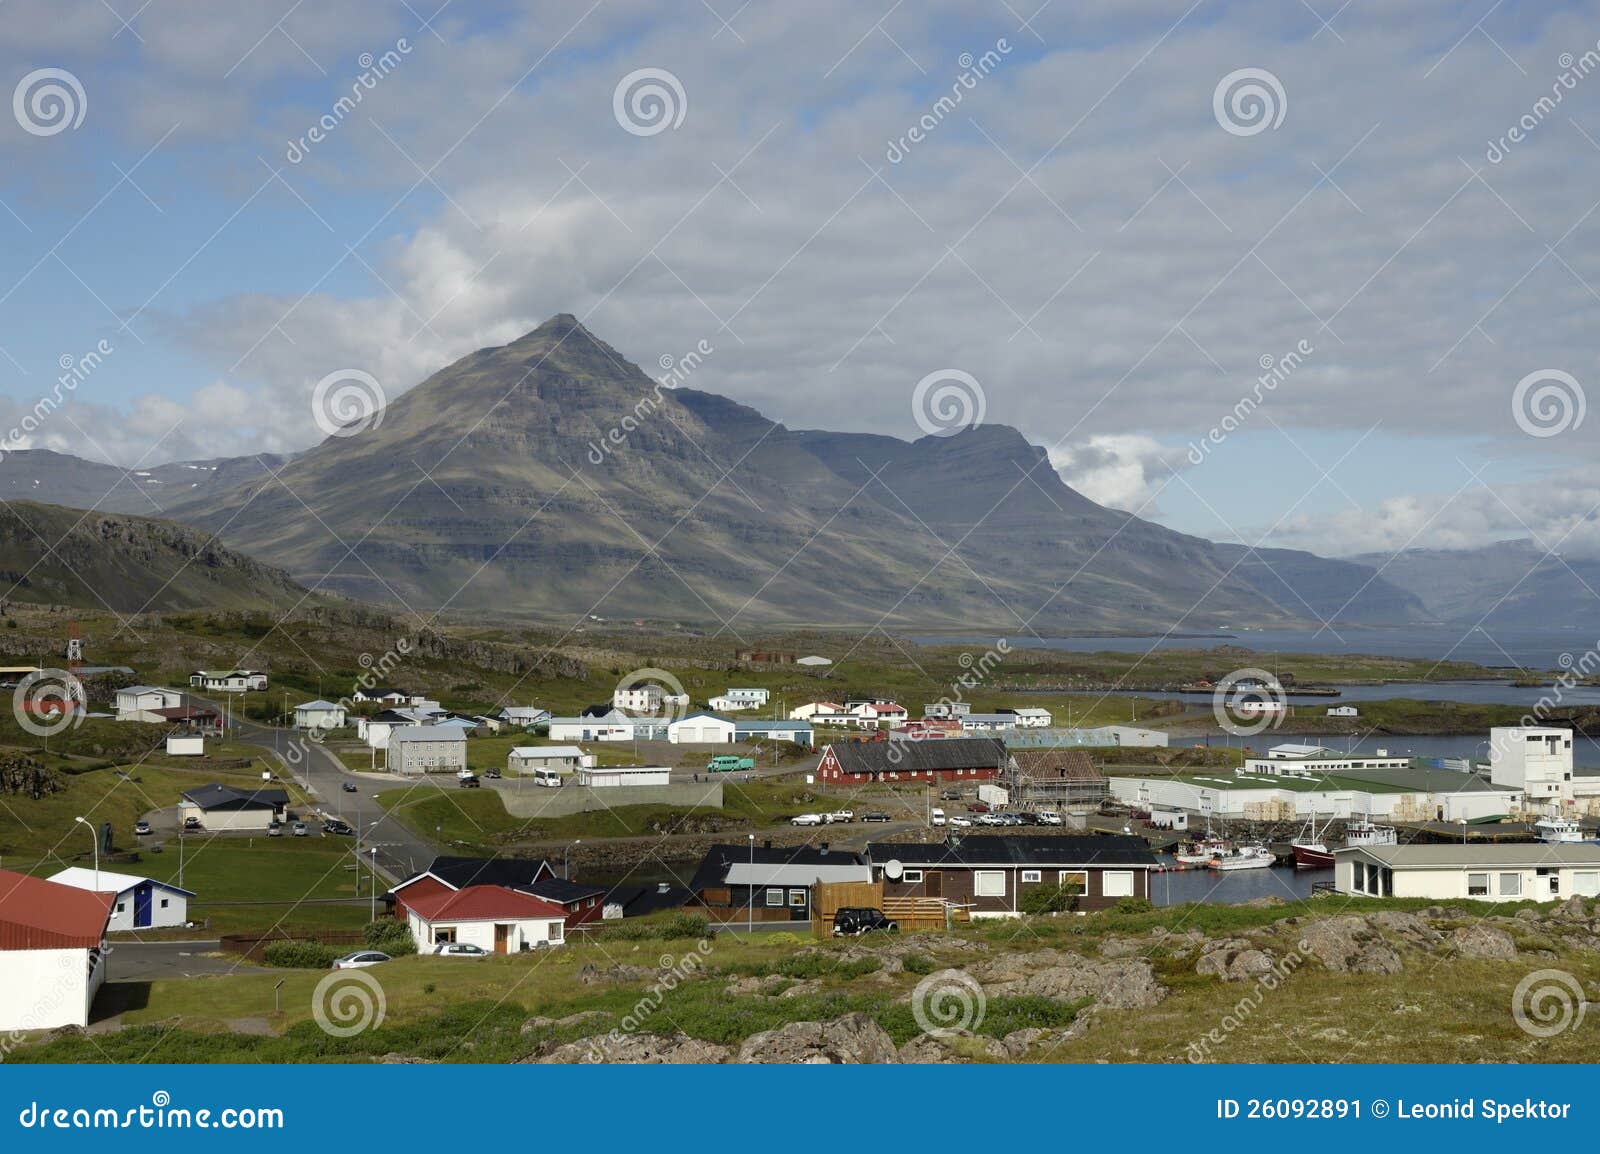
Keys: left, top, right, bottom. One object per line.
{"left": 1049, "top": 434, "right": 1189, "bottom": 515}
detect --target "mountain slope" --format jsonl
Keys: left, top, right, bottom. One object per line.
{"left": 1348, "top": 540, "right": 1600, "bottom": 627}
{"left": 0, "top": 501, "right": 311, "bottom": 612}
{"left": 0, "top": 448, "right": 290, "bottom": 515}
{"left": 159, "top": 315, "right": 1424, "bottom": 631}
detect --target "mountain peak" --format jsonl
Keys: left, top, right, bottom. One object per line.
{"left": 514, "top": 312, "right": 591, "bottom": 344}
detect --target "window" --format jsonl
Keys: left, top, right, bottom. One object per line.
{"left": 788, "top": 889, "right": 807, "bottom": 907}
{"left": 115, "top": 903, "right": 125, "bottom": 914}
{"left": 1021, "top": 870, "right": 1042, "bottom": 883}
{"left": 159, "top": 898, "right": 169, "bottom": 909}
{"left": 765, "top": 887, "right": 784, "bottom": 906}
{"left": 1103, "top": 871, "right": 1135, "bottom": 898}
{"left": 1576, "top": 872, "right": 1600, "bottom": 897}
{"left": 902, "top": 869, "right": 923, "bottom": 883}
{"left": 549, "top": 922, "right": 563, "bottom": 942}
{"left": 434, "top": 927, "right": 457, "bottom": 944}
{"left": 1467, "top": 873, "right": 1489, "bottom": 897}
{"left": 1498, "top": 872, "right": 1522, "bottom": 897}
{"left": 1058, "top": 871, "right": 1087, "bottom": 890}
{"left": 974, "top": 870, "right": 1006, "bottom": 897}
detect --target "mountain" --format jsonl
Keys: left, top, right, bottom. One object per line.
{"left": 0, "top": 500, "right": 310, "bottom": 612}
{"left": 0, "top": 448, "right": 290, "bottom": 515}
{"left": 149, "top": 314, "right": 1423, "bottom": 632}
{"left": 1348, "top": 540, "right": 1600, "bottom": 627}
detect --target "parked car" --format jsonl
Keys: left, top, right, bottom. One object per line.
{"left": 291, "top": 821, "right": 309, "bottom": 837}
{"left": 977, "top": 813, "right": 1004, "bottom": 826}
{"left": 182, "top": 816, "right": 202, "bottom": 830}
{"left": 267, "top": 822, "right": 283, "bottom": 838}
{"left": 1038, "top": 810, "right": 1062, "bottom": 826}
{"left": 930, "top": 807, "right": 946, "bottom": 827}
{"left": 832, "top": 907, "right": 897, "bottom": 937}
{"left": 967, "top": 802, "right": 990, "bottom": 814}
{"left": 484, "top": 769, "right": 502, "bottom": 779}
{"left": 459, "top": 774, "right": 481, "bottom": 789}
{"left": 948, "top": 815, "right": 974, "bottom": 828}
{"left": 341, "top": 782, "right": 358, "bottom": 793}
{"left": 826, "top": 809, "right": 854, "bottom": 824}
{"left": 332, "top": 950, "right": 390, "bottom": 969}
{"left": 939, "top": 790, "right": 963, "bottom": 801}
{"left": 1014, "top": 811, "right": 1039, "bottom": 825}
{"left": 790, "top": 813, "right": 824, "bottom": 826}
{"left": 863, "top": 811, "right": 891, "bottom": 823}
{"left": 133, "top": 820, "right": 152, "bottom": 836}
{"left": 323, "top": 818, "right": 354, "bottom": 836}
{"left": 432, "top": 942, "right": 489, "bottom": 957}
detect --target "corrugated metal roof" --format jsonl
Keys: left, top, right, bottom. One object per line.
{"left": 867, "top": 834, "right": 1157, "bottom": 868}
{"left": 390, "top": 726, "right": 467, "bottom": 744}
{"left": 1342, "top": 844, "right": 1600, "bottom": 868}
{"left": 830, "top": 737, "right": 1006, "bottom": 775}
{"left": 724, "top": 862, "right": 872, "bottom": 886}
{"left": 0, "top": 869, "right": 114, "bottom": 950}
{"left": 47, "top": 868, "right": 195, "bottom": 898}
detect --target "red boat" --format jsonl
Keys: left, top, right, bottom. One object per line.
{"left": 1291, "top": 814, "right": 1396, "bottom": 868}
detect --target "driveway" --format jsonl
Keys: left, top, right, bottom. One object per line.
{"left": 106, "top": 940, "right": 269, "bottom": 980}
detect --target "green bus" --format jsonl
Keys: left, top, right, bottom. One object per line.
{"left": 706, "top": 755, "right": 755, "bottom": 772}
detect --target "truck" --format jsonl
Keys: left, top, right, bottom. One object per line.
{"left": 706, "top": 755, "right": 755, "bottom": 772}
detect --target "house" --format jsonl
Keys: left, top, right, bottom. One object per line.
{"left": 668, "top": 712, "right": 739, "bottom": 744}
{"left": 603, "top": 882, "right": 692, "bottom": 920}
{"left": 1000, "top": 707, "right": 1053, "bottom": 728}
{"left": 1336, "top": 843, "right": 1600, "bottom": 903}
{"left": 612, "top": 684, "right": 689, "bottom": 713}
{"left": 164, "top": 735, "right": 204, "bottom": 757}
{"left": 575, "top": 765, "right": 673, "bottom": 787}
{"left": 404, "top": 886, "right": 568, "bottom": 953}
{"left": 188, "top": 669, "right": 268, "bottom": 692}
{"left": 180, "top": 784, "right": 288, "bottom": 831}
{"left": 816, "top": 736, "right": 1008, "bottom": 784}
{"left": 733, "top": 718, "right": 815, "bottom": 749}
{"left": 868, "top": 834, "right": 1158, "bottom": 916}
{"left": 790, "top": 701, "right": 844, "bottom": 721}
{"left": 0, "top": 869, "right": 113, "bottom": 1031}
{"left": 687, "top": 842, "right": 869, "bottom": 922}
{"left": 114, "top": 685, "right": 183, "bottom": 722}
{"left": 548, "top": 711, "right": 669, "bottom": 742}
{"left": 393, "top": 857, "right": 604, "bottom": 928}
{"left": 708, "top": 695, "right": 756, "bottom": 712}
{"left": 507, "top": 745, "right": 592, "bottom": 774}
{"left": 1327, "top": 705, "right": 1359, "bottom": 718}
{"left": 472, "top": 715, "right": 504, "bottom": 734}
{"left": 724, "top": 688, "right": 769, "bottom": 707}
{"left": 499, "top": 706, "right": 551, "bottom": 728}
{"left": 294, "top": 699, "right": 347, "bottom": 730}
{"left": 48, "top": 868, "right": 195, "bottom": 931}
{"left": 960, "top": 712, "right": 1019, "bottom": 733}
{"left": 388, "top": 726, "right": 468, "bottom": 775}
{"left": 849, "top": 701, "right": 907, "bottom": 725}
{"left": 924, "top": 701, "right": 972, "bottom": 718}
{"left": 357, "top": 708, "right": 432, "bottom": 749}
{"left": 148, "top": 704, "right": 223, "bottom": 735}
{"left": 896, "top": 719, "right": 964, "bottom": 740}
{"left": 352, "top": 687, "right": 412, "bottom": 705}
{"left": 795, "top": 655, "right": 833, "bottom": 667}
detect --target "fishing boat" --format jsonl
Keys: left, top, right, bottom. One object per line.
{"left": 1344, "top": 818, "right": 1398, "bottom": 850}
{"left": 1208, "top": 843, "right": 1274, "bottom": 871}
{"left": 1291, "top": 812, "right": 1335, "bottom": 869}
{"left": 1173, "top": 837, "right": 1228, "bottom": 865}
{"left": 1535, "top": 815, "right": 1586, "bottom": 844}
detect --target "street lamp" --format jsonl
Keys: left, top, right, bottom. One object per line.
{"left": 747, "top": 833, "right": 755, "bottom": 935}
{"left": 563, "top": 839, "right": 581, "bottom": 880}
{"left": 73, "top": 816, "right": 98, "bottom": 891}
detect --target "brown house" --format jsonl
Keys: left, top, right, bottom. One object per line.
{"left": 866, "top": 834, "right": 1157, "bottom": 916}
{"left": 817, "top": 736, "right": 1007, "bottom": 783}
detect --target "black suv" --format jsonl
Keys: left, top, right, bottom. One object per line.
{"left": 832, "top": 907, "right": 898, "bottom": 937}
{"left": 322, "top": 818, "right": 355, "bottom": 836}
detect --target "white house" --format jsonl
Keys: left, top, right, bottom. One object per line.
{"left": 114, "top": 685, "right": 184, "bottom": 722}
{"left": 180, "top": 784, "right": 288, "bottom": 831}
{"left": 708, "top": 695, "right": 756, "bottom": 712}
{"left": 1327, "top": 705, "right": 1359, "bottom": 717}
{"left": 1336, "top": 843, "right": 1600, "bottom": 903}
{"left": 851, "top": 702, "right": 908, "bottom": 724}
{"left": 547, "top": 712, "right": 668, "bottom": 742}
{"left": 612, "top": 685, "right": 690, "bottom": 714}
{"left": 47, "top": 868, "right": 195, "bottom": 931}
{"left": 0, "top": 869, "right": 113, "bottom": 1032}
{"left": 358, "top": 708, "right": 432, "bottom": 750}
{"left": 1489, "top": 726, "right": 1574, "bottom": 811}
{"left": 388, "top": 726, "right": 468, "bottom": 775}
{"left": 508, "top": 745, "right": 593, "bottom": 773}
{"left": 576, "top": 765, "right": 673, "bottom": 787}
{"left": 960, "top": 712, "right": 1018, "bottom": 733}
{"left": 724, "top": 688, "right": 769, "bottom": 707}
{"left": 404, "top": 885, "right": 567, "bottom": 954}
{"left": 668, "top": 712, "right": 739, "bottom": 744}
{"left": 499, "top": 706, "right": 551, "bottom": 728}
{"left": 790, "top": 701, "right": 844, "bottom": 721}
{"left": 924, "top": 701, "right": 972, "bottom": 718}
{"left": 352, "top": 687, "right": 414, "bottom": 704}
{"left": 294, "top": 699, "right": 347, "bottom": 731}
{"left": 189, "top": 669, "right": 268, "bottom": 692}
{"left": 1002, "top": 708, "right": 1053, "bottom": 728}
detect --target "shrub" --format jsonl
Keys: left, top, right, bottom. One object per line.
{"left": 262, "top": 940, "right": 340, "bottom": 969}
{"left": 364, "top": 920, "right": 417, "bottom": 956}
{"left": 1113, "top": 896, "right": 1155, "bottom": 914}
{"left": 1020, "top": 883, "right": 1081, "bottom": 916}
{"left": 901, "top": 952, "right": 936, "bottom": 975}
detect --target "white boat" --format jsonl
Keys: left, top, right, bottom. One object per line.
{"left": 1174, "top": 837, "right": 1228, "bottom": 865}
{"left": 1535, "top": 815, "right": 1586, "bottom": 844}
{"left": 1343, "top": 818, "right": 1398, "bottom": 849}
{"left": 1208, "top": 843, "right": 1274, "bottom": 871}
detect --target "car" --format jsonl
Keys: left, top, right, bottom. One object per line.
{"left": 1014, "top": 811, "right": 1039, "bottom": 826}
{"left": 863, "top": 811, "right": 891, "bottom": 823}
{"left": 432, "top": 942, "right": 490, "bottom": 957}
{"left": 832, "top": 907, "right": 898, "bottom": 937}
{"left": 967, "top": 802, "right": 990, "bottom": 814}
{"left": 977, "top": 813, "right": 1004, "bottom": 826}
{"left": 459, "top": 774, "right": 481, "bottom": 788}
{"left": 940, "top": 790, "right": 963, "bottom": 801}
{"left": 948, "top": 815, "right": 973, "bottom": 828}
{"left": 341, "top": 782, "right": 358, "bottom": 793}
{"left": 790, "top": 813, "right": 824, "bottom": 826}
{"left": 267, "top": 822, "right": 284, "bottom": 838}
{"left": 485, "top": 769, "right": 502, "bottom": 779}
{"left": 1038, "top": 810, "right": 1062, "bottom": 826}
{"left": 826, "top": 809, "right": 854, "bottom": 823}
{"left": 133, "top": 820, "right": 152, "bottom": 836}
{"left": 930, "top": 807, "right": 946, "bottom": 827}
{"left": 182, "top": 816, "right": 202, "bottom": 831}
{"left": 291, "top": 821, "right": 309, "bottom": 837}
{"left": 323, "top": 818, "right": 354, "bottom": 836}
{"left": 331, "top": 950, "right": 390, "bottom": 969}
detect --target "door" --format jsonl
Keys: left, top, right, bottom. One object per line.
{"left": 494, "top": 923, "right": 510, "bottom": 954}
{"left": 133, "top": 882, "right": 153, "bottom": 928}
{"left": 924, "top": 871, "right": 942, "bottom": 898}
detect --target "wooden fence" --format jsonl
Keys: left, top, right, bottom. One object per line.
{"left": 809, "top": 880, "right": 965, "bottom": 937}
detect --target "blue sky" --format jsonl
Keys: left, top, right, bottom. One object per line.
{"left": 3, "top": 0, "right": 1599, "bottom": 558}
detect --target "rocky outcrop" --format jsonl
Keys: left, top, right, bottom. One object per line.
{"left": 972, "top": 948, "right": 1165, "bottom": 1010}
{"left": 533, "top": 1032, "right": 731, "bottom": 1064}
{"left": 897, "top": 1029, "right": 1008, "bottom": 1064}
{"left": 1296, "top": 916, "right": 1403, "bottom": 974}
{"left": 1196, "top": 939, "right": 1278, "bottom": 982}
{"left": 1450, "top": 923, "right": 1518, "bottom": 960}
{"left": 737, "top": 1013, "right": 899, "bottom": 1064}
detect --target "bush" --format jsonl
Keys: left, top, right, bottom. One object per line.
{"left": 1113, "top": 896, "right": 1155, "bottom": 914}
{"left": 901, "top": 952, "right": 936, "bottom": 975}
{"left": 1020, "top": 883, "right": 1081, "bottom": 916}
{"left": 364, "top": 920, "right": 417, "bottom": 956}
{"left": 262, "top": 940, "right": 341, "bottom": 969}
{"left": 603, "top": 912, "right": 712, "bottom": 942}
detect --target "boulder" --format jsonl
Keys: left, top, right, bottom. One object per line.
{"left": 897, "top": 1029, "right": 1008, "bottom": 1064}
{"left": 533, "top": 1032, "right": 731, "bottom": 1064}
{"left": 1450, "top": 923, "right": 1517, "bottom": 960}
{"left": 577, "top": 963, "right": 652, "bottom": 985}
{"left": 1297, "top": 916, "right": 1403, "bottom": 974}
{"left": 724, "top": 974, "right": 789, "bottom": 997}
{"left": 1003, "top": 1021, "right": 1090, "bottom": 1060}
{"left": 737, "top": 1013, "right": 899, "bottom": 1064}
{"left": 1367, "top": 910, "right": 1444, "bottom": 947}
{"left": 974, "top": 949, "right": 1166, "bottom": 1010}
{"left": 1196, "top": 945, "right": 1277, "bottom": 982}
{"left": 1552, "top": 896, "right": 1591, "bottom": 922}
{"left": 520, "top": 1009, "right": 609, "bottom": 1036}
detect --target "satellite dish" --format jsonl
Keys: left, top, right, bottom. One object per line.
{"left": 884, "top": 859, "right": 903, "bottom": 880}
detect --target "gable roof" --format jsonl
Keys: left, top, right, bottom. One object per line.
{"left": 605, "top": 883, "right": 692, "bottom": 916}
{"left": 671, "top": 711, "right": 736, "bottom": 726}
{"left": 829, "top": 737, "right": 1007, "bottom": 775}
{"left": 724, "top": 862, "right": 873, "bottom": 886}
{"left": 404, "top": 884, "right": 567, "bottom": 923}
{"left": 689, "top": 842, "right": 865, "bottom": 891}
{"left": 399, "top": 856, "right": 555, "bottom": 892}
{"left": 47, "top": 867, "right": 195, "bottom": 898}
{"left": 389, "top": 725, "right": 467, "bottom": 745}
{"left": 296, "top": 699, "right": 341, "bottom": 710}
{"left": 509, "top": 745, "right": 585, "bottom": 759}
{"left": 117, "top": 684, "right": 166, "bottom": 697}
{"left": 1340, "top": 843, "right": 1600, "bottom": 868}
{"left": 1009, "top": 749, "right": 1102, "bottom": 780}
{"left": 0, "top": 868, "right": 115, "bottom": 949}
{"left": 182, "top": 783, "right": 288, "bottom": 810}
{"left": 866, "top": 834, "right": 1157, "bottom": 868}
{"left": 524, "top": 876, "right": 605, "bottom": 904}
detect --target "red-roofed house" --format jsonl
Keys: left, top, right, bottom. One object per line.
{"left": 0, "top": 869, "right": 114, "bottom": 1032}
{"left": 404, "top": 884, "right": 568, "bottom": 954}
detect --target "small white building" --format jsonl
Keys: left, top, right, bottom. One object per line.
{"left": 724, "top": 688, "right": 769, "bottom": 707}
{"left": 180, "top": 784, "right": 288, "bottom": 831}
{"left": 358, "top": 709, "right": 432, "bottom": 750}
{"left": 668, "top": 712, "right": 739, "bottom": 744}
{"left": 1489, "top": 726, "right": 1573, "bottom": 812}
{"left": 507, "top": 745, "right": 593, "bottom": 773}
{"left": 404, "top": 885, "right": 566, "bottom": 953}
{"left": 612, "top": 685, "right": 690, "bottom": 713}
{"left": 708, "top": 695, "right": 756, "bottom": 712}
{"left": 48, "top": 868, "right": 195, "bottom": 931}
{"left": 576, "top": 765, "right": 673, "bottom": 787}
{"left": 961, "top": 712, "right": 1018, "bottom": 733}
{"left": 388, "top": 726, "right": 468, "bottom": 775}
{"left": 1003, "top": 708, "right": 1053, "bottom": 728}
{"left": 1327, "top": 705, "right": 1359, "bottom": 717}
{"left": 790, "top": 701, "right": 844, "bottom": 721}
{"left": 795, "top": 655, "right": 833, "bottom": 667}
{"left": 547, "top": 712, "right": 668, "bottom": 742}
{"left": 499, "top": 706, "right": 551, "bottom": 728}
{"left": 114, "top": 685, "right": 184, "bottom": 722}
{"left": 189, "top": 669, "right": 268, "bottom": 692}
{"left": 0, "top": 869, "right": 113, "bottom": 1032}
{"left": 165, "top": 735, "right": 204, "bottom": 757}
{"left": 294, "top": 699, "right": 347, "bottom": 731}
{"left": 1337, "top": 843, "right": 1600, "bottom": 903}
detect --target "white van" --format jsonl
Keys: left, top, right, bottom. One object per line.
{"left": 930, "top": 807, "right": 946, "bottom": 826}
{"left": 1038, "top": 809, "right": 1062, "bottom": 826}
{"left": 531, "top": 768, "right": 565, "bottom": 788}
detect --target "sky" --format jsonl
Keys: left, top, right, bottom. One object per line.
{"left": 3, "top": 0, "right": 1600, "bottom": 560}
